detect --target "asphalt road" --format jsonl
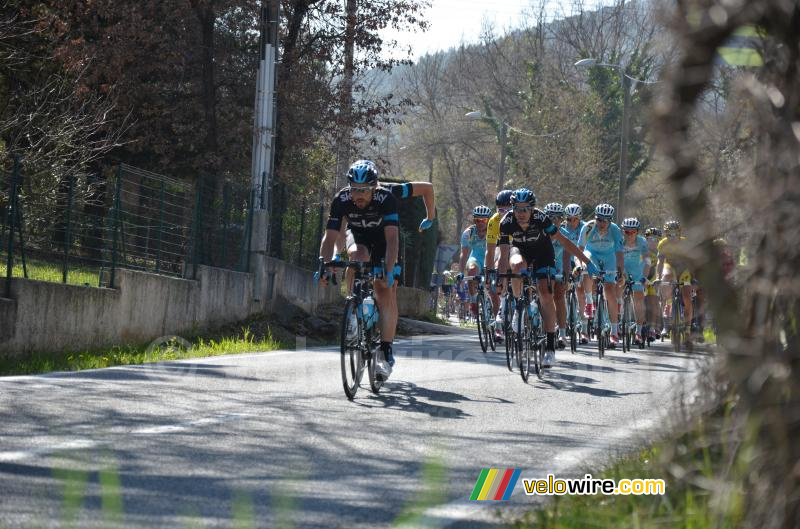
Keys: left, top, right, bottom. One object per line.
{"left": 0, "top": 326, "right": 706, "bottom": 528}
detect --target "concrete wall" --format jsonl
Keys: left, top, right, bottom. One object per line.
{"left": 0, "top": 258, "right": 430, "bottom": 357}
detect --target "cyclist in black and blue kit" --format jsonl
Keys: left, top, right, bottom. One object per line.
{"left": 317, "top": 160, "right": 400, "bottom": 381}
{"left": 494, "top": 188, "right": 597, "bottom": 368}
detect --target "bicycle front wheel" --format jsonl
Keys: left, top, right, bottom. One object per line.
{"left": 367, "top": 324, "right": 383, "bottom": 394}
{"left": 477, "top": 292, "right": 489, "bottom": 353}
{"left": 340, "top": 298, "right": 365, "bottom": 400}
{"left": 596, "top": 296, "right": 605, "bottom": 359}
{"left": 517, "top": 305, "right": 531, "bottom": 383}
{"left": 567, "top": 291, "right": 578, "bottom": 354}
{"left": 504, "top": 296, "right": 514, "bottom": 371}
{"left": 671, "top": 293, "right": 682, "bottom": 352}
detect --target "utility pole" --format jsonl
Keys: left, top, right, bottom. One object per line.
{"left": 617, "top": 72, "right": 631, "bottom": 222}
{"left": 334, "top": 0, "right": 357, "bottom": 191}
{"left": 250, "top": 0, "right": 279, "bottom": 297}
{"left": 498, "top": 121, "right": 508, "bottom": 193}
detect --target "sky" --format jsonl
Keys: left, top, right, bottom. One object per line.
{"left": 381, "top": 0, "right": 618, "bottom": 59}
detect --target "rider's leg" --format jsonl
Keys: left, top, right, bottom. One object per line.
{"left": 634, "top": 289, "right": 646, "bottom": 338}
{"left": 553, "top": 280, "right": 567, "bottom": 345}
{"left": 509, "top": 248, "right": 525, "bottom": 298}
{"left": 605, "top": 280, "right": 620, "bottom": 336}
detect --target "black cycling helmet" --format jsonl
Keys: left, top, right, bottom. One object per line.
{"left": 495, "top": 189, "right": 513, "bottom": 207}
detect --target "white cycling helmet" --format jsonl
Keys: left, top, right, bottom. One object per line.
{"left": 594, "top": 203, "right": 615, "bottom": 219}
{"left": 564, "top": 203, "right": 582, "bottom": 217}
{"left": 621, "top": 217, "right": 641, "bottom": 230}
{"left": 544, "top": 202, "right": 565, "bottom": 216}
{"left": 472, "top": 205, "right": 492, "bottom": 218}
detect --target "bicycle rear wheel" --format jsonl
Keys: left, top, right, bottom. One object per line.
{"left": 340, "top": 298, "right": 365, "bottom": 400}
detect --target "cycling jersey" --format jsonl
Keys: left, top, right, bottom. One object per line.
{"left": 562, "top": 220, "right": 585, "bottom": 245}
{"left": 657, "top": 235, "right": 692, "bottom": 271}
{"left": 382, "top": 182, "right": 414, "bottom": 200}
{"left": 327, "top": 187, "right": 399, "bottom": 234}
{"left": 578, "top": 221, "right": 624, "bottom": 272}
{"left": 327, "top": 187, "right": 399, "bottom": 266}
{"left": 460, "top": 225, "right": 487, "bottom": 263}
{"left": 552, "top": 225, "right": 571, "bottom": 275}
{"left": 498, "top": 209, "right": 557, "bottom": 276}
{"left": 624, "top": 235, "right": 650, "bottom": 291}
{"left": 486, "top": 210, "right": 510, "bottom": 245}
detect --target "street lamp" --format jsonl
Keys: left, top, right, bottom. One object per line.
{"left": 466, "top": 111, "right": 509, "bottom": 193}
{"left": 575, "top": 57, "right": 659, "bottom": 222}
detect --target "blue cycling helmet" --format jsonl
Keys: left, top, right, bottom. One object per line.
{"left": 347, "top": 160, "right": 378, "bottom": 185}
{"left": 511, "top": 188, "right": 535, "bottom": 205}
{"left": 495, "top": 189, "right": 513, "bottom": 207}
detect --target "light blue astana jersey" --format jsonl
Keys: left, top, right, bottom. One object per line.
{"left": 460, "top": 225, "right": 487, "bottom": 262}
{"left": 552, "top": 225, "right": 571, "bottom": 274}
{"left": 562, "top": 220, "right": 585, "bottom": 246}
{"left": 578, "top": 221, "right": 624, "bottom": 272}
{"left": 623, "top": 234, "right": 650, "bottom": 281}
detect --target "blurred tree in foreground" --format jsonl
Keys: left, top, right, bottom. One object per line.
{"left": 654, "top": 1, "right": 799, "bottom": 528}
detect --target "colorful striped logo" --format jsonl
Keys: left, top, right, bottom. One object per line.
{"left": 469, "top": 469, "right": 521, "bottom": 501}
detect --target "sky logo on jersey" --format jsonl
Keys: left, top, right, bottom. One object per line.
{"left": 469, "top": 469, "right": 521, "bottom": 501}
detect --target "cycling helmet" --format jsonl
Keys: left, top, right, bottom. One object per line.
{"left": 621, "top": 217, "right": 641, "bottom": 230}
{"left": 347, "top": 160, "right": 378, "bottom": 185}
{"left": 664, "top": 220, "right": 681, "bottom": 231}
{"left": 594, "top": 203, "right": 615, "bottom": 219}
{"left": 564, "top": 203, "right": 582, "bottom": 217}
{"left": 511, "top": 188, "right": 536, "bottom": 205}
{"left": 472, "top": 205, "right": 492, "bottom": 218}
{"left": 495, "top": 189, "right": 513, "bottom": 207}
{"left": 645, "top": 227, "right": 662, "bottom": 238}
{"left": 544, "top": 202, "right": 565, "bottom": 217}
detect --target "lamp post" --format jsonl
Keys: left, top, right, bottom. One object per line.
{"left": 575, "top": 58, "right": 658, "bottom": 222}
{"left": 465, "top": 111, "right": 508, "bottom": 193}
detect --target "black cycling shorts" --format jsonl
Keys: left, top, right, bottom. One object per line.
{"left": 510, "top": 245, "right": 556, "bottom": 279}
{"left": 346, "top": 229, "right": 387, "bottom": 267}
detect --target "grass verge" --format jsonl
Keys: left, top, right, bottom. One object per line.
{"left": 0, "top": 327, "right": 287, "bottom": 376}
{"left": 511, "top": 398, "right": 746, "bottom": 529}
{"left": 0, "top": 253, "right": 101, "bottom": 286}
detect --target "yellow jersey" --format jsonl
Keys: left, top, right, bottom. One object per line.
{"left": 486, "top": 211, "right": 506, "bottom": 245}
{"left": 657, "top": 236, "right": 691, "bottom": 270}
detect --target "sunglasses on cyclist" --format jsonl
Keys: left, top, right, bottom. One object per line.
{"left": 474, "top": 217, "right": 489, "bottom": 222}
{"left": 514, "top": 205, "right": 533, "bottom": 212}
{"left": 623, "top": 229, "right": 637, "bottom": 234}
{"left": 349, "top": 187, "right": 375, "bottom": 196}
{"left": 595, "top": 216, "right": 611, "bottom": 223}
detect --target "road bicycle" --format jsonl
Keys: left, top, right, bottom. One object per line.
{"left": 504, "top": 265, "right": 550, "bottom": 383}
{"left": 465, "top": 274, "right": 495, "bottom": 353}
{"left": 621, "top": 274, "right": 641, "bottom": 352}
{"left": 565, "top": 273, "right": 582, "bottom": 354}
{"left": 590, "top": 261, "right": 612, "bottom": 359}
{"left": 493, "top": 271, "right": 517, "bottom": 371}
{"left": 319, "top": 258, "right": 385, "bottom": 399}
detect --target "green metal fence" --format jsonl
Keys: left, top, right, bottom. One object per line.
{"left": 0, "top": 157, "right": 253, "bottom": 291}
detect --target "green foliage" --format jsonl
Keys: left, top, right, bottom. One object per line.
{"left": 0, "top": 327, "right": 285, "bottom": 376}
{"left": 513, "top": 406, "right": 749, "bottom": 529}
